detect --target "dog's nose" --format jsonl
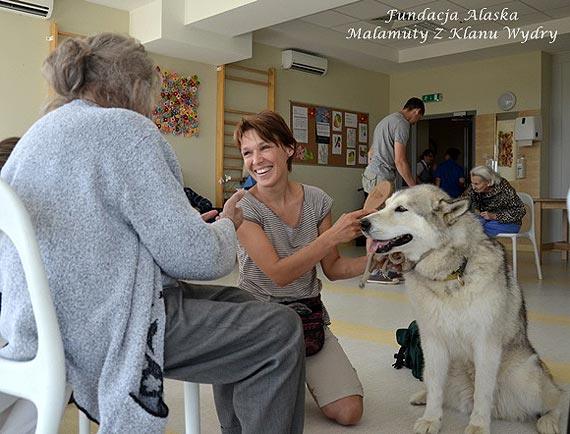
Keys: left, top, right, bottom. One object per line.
{"left": 360, "top": 219, "right": 371, "bottom": 232}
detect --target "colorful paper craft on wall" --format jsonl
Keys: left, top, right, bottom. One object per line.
{"left": 153, "top": 67, "right": 200, "bottom": 137}
{"left": 497, "top": 129, "right": 514, "bottom": 167}
{"left": 496, "top": 119, "right": 516, "bottom": 181}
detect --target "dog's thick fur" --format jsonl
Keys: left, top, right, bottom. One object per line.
{"left": 360, "top": 185, "right": 561, "bottom": 434}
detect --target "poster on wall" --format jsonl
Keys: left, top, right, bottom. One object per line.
{"left": 346, "top": 128, "right": 356, "bottom": 148}
{"left": 496, "top": 119, "right": 516, "bottom": 181}
{"left": 332, "top": 111, "right": 343, "bottom": 131}
{"left": 332, "top": 134, "right": 342, "bottom": 155}
{"left": 315, "top": 108, "right": 331, "bottom": 144}
{"left": 292, "top": 105, "right": 308, "bottom": 143}
{"left": 358, "top": 123, "right": 368, "bottom": 143}
{"left": 358, "top": 124, "right": 368, "bottom": 143}
{"left": 358, "top": 144, "right": 368, "bottom": 165}
{"left": 345, "top": 112, "right": 358, "bottom": 128}
{"left": 346, "top": 149, "right": 356, "bottom": 166}
{"left": 318, "top": 143, "right": 329, "bottom": 164}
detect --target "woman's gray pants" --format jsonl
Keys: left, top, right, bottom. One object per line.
{"left": 163, "top": 282, "right": 305, "bottom": 434}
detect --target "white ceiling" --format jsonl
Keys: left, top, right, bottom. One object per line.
{"left": 87, "top": 0, "right": 570, "bottom": 72}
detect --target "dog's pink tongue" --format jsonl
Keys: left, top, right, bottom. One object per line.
{"left": 369, "top": 240, "right": 389, "bottom": 254}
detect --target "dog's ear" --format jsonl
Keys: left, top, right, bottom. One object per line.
{"left": 437, "top": 197, "right": 470, "bottom": 225}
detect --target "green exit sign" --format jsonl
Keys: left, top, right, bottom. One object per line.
{"left": 422, "top": 93, "right": 443, "bottom": 102}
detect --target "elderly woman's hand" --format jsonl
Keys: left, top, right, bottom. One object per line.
{"left": 480, "top": 211, "right": 496, "bottom": 220}
{"left": 218, "top": 189, "right": 246, "bottom": 230}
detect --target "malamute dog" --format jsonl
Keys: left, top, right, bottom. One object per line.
{"left": 360, "top": 185, "right": 561, "bottom": 434}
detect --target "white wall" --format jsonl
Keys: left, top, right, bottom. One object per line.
{"left": 390, "top": 51, "right": 543, "bottom": 115}
{"left": 549, "top": 52, "right": 570, "bottom": 241}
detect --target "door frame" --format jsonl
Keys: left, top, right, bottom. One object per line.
{"left": 410, "top": 110, "right": 477, "bottom": 179}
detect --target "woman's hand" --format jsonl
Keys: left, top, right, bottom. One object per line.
{"left": 201, "top": 209, "right": 219, "bottom": 222}
{"left": 324, "top": 209, "right": 376, "bottom": 245}
{"left": 218, "top": 189, "right": 246, "bottom": 230}
{"left": 480, "top": 211, "right": 496, "bottom": 220}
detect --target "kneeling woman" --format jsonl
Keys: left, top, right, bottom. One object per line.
{"left": 234, "top": 111, "right": 372, "bottom": 425}
{"left": 462, "top": 165, "right": 526, "bottom": 237}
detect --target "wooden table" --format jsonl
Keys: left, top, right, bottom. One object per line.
{"left": 534, "top": 198, "right": 569, "bottom": 262}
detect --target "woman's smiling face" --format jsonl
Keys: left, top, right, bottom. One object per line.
{"left": 240, "top": 129, "right": 293, "bottom": 186}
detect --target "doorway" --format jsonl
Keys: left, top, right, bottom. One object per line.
{"left": 404, "top": 111, "right": 476, "bottom": 188}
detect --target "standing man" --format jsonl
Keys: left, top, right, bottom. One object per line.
{"left": 362, "top": 97, "right": 425, "bottom": 210}
{"left": 435, "top": 147, "right": 466, "bottom": 198}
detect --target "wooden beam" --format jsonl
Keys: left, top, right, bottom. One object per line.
{"left": 49, "top": 23, "right": 58, "bottom": 52}
{"left": 215, "top": 65, "right": 225, "bottom": 207}
{"left": 268, "top": 67, "right": 276, "bottom": 111}
{"left": 226, "top": 64, "right": 267, "bottom": 75}
{"left": 225, "top": 108, "right": 255, "bottom": 116}
{"left": 226, "top": 75, "right": 269, "bottom": 87}
{"left": 58, "top": 30, "right": 83, "bottom": 38}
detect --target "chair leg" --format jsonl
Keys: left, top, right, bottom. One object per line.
{"left": 511, "top": 238, "right": 517, "bottom": 281}
{"left": 184, "top": 382, "right": 200, "bottom": 434}
{"left": 530, "top": 236, "right": 543, "bottom": 280}
{"left": 78, "top": 411, "right": 90, "bottom": 434}
{"left": 359, "top": 253, "right": 375, "bottom": 288}
{"left": 35, "top": 404, "right": 65, "bottom": 434}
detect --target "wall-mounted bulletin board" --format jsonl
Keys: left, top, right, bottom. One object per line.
{"left": 290, "top": 101, "right": 369, "bottom": 168}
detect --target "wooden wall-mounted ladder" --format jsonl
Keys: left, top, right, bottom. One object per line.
{"left": 48, "top": 23, "right": 83, "bottom": 51}
{"left": 215, "top": 64, "right": 275, "bottom": 207}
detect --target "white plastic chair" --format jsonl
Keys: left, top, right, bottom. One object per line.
{"left": 0, "top": 179, "right": 68, "bottom": 433}
{"left": 77, "top": 377, "right": 201, "bottom": 434}
{"left": 183, "top": 382, "right": 201, "bottom": 434}
{"left": 496, "top": 192, "right": 543, "bottom": 280}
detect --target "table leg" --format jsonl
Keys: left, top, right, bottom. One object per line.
{"left": 563, "top": 208, "right": 568, "bottom": 261}
{"left": 535, "top": 202, "right": 543, "bottom": 264}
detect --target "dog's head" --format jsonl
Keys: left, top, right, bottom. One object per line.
{"left": 360, "top": 185, "right": 471, "bottom": 262}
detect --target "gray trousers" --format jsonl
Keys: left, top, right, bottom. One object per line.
{"left": 163, "top": 282, "right": 305, "bottom": 434}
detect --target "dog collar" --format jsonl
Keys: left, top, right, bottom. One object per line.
{"left": 443, "top": 257, "right": 468, "bottom": 286}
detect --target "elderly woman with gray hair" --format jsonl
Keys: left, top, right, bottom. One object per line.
{"left": 461, "top": 165, "right": 526, "bottom": 237}
{"left": 0, "top": 33, "right": 305, "bottom": 434}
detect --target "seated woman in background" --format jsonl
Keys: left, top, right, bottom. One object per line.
{"left": 462, "top": 165, "right": 526, "bottom": 237}
{"left": 234, "top": 110, "right": 375, "bottom": 426}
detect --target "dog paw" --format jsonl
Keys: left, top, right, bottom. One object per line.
{"left": 413, "top": 417, "right": 441, "bottom": 434}
{"left": 409, "top": 390, "right": 427, "bottom": 406}
{"left": 464, "top": 424, "right": 490, "bottom": 434}
{"left": 537, "top": 414, "right": 560, "bottom": 434}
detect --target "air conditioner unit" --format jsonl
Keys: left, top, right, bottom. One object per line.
{"left": 281, "top": 50, "right": 328, "bottom": 76}
{"left": 0, "top": 0, "right": 53, "bottom": 19}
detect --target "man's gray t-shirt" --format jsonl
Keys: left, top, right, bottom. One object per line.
{"left": 365, "top": 112, "right": 410, "bottom": 182}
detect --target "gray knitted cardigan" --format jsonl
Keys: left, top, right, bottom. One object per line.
{"left": 0, "top": 100, "right": 237, "bottom": 433}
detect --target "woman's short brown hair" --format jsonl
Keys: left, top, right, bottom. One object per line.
{"left": 234, "top": 110, "right": 297, "bottom": 171}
